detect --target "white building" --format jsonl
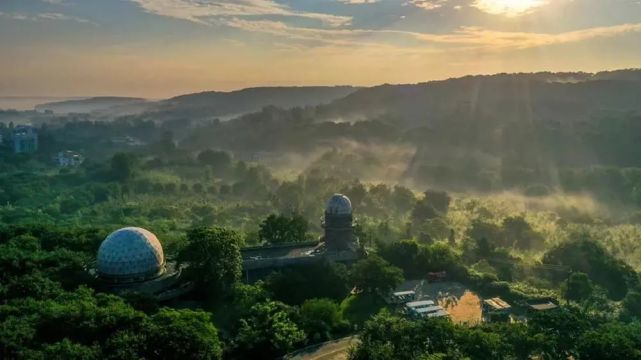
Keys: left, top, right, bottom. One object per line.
{"left": 57, "top": 150, "right": 83, "bottom": 167}
{"left": 405, "top": 300, "right": 449, "bottom": 319}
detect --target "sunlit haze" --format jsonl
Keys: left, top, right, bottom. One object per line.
{"left": 1, "top": 0, "right": 640, "bottom": 97}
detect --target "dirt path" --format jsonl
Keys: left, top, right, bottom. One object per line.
{"left": 287, "top": 336, "right": 359, "bottom": 360}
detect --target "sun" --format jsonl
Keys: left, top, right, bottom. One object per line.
{"left": 473, "top": 0, "right": 547, "bottom": 16}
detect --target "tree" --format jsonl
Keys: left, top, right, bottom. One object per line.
{"left": 143, "top": 308, "right": 223, "bottom": 360}
{"left": 342, "top": 181, "right": 367, "bottom": 208}
{"left": 378, "top": 240, "right": 420, "bottom": 277}
{"left": 527, "top": 307, "right": 591, "bottom": 360}
{"left": 179, "top": 227, "right": 243, "bottom": 293}
{"left": 230, "top": 282, "right": 270, "bottom": 317}
{"left": 543, "top": 239, "right": 637, "bottom": 300}
{"left": 349, "top": 312, "right": 459, "bottom": 360}
{"left": 391, "top": 185, "right": 415, "bottom": 213}
{"left": 232, "top": 301, "right": 306, "bottom": 359}
{"left": 415, "top": 242, "right": 461, "bottom": 274}
{"left": 300, "top": 298, "right": 347, "bottom": 341}
{"left": 563, "top": 272, "right": 593, "bottom": 303}
{"left": 466, "top": 220, "right": 502, "bottom": 252}
{"left": 272, "top": 181, "right": 305, "bottom": 213}
{"left": 265, "top": 263, "right": 349, "bottom": 305}
{"left": 258, "top": 214, "right": 308, "bottom": 245}
{"left": 110, "top": 152, "right": 139, "bottom": 182}
{"left": 349, "top": 255, "right": 404, "bottom": 294}
{"left": 577, "top": 322, "right": 641, "bottom": 360}
{"left": 423, "top": 190, "right": 451, "bottom": 214}
{"left": 197, "top": 150, "right": 232, "bottom": 173}
{"left": 623, "top": 290, "right": 641, "bottom": 317}
{"left": 501, "top": 216, "right": 543, "bottom": 250}
{"left": 42, "top": 339, "right": 101, "bottom": 360}
{"left": 150, "top": 130, "right": 176, "bottom": 155}
{"left": 411, "top": 199, "right": 439, "bottom": 225}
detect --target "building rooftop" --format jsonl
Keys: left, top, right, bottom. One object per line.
{"left": 406, "top": 300, "right": 436, "bottom": 309}
{"left": 326, "top": 193, "right": 352, "bottom": 215}
{"left": 241, "top": 242, "right": 321, "bottom": 261}
{"left": 483, "top": 297, "right": 511, "bottom": 311}
{"left": 426, "top": 309, "right": 450, "bottom": 318}
{"left": 414, "top": 305, "right": 443, "bottom": 314}
{"left": 529, "top": 301, "right": 558, "bottom": 311}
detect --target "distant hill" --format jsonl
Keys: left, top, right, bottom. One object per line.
{"left": 35, "top": 97, "right": 149, "bottom": 114}
{"left": 593, "top": 68, "right": 641, "bottom": 81}
{"left": 150, "top": 86, "right": 359, "bottom": 120}
{"left": 319, "top": 70, "right": 641, "bottom": 126}
{"left": 179, "top": 69, "right": 641, "bottom": 192}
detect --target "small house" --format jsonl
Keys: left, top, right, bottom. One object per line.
{"left": 482, "top": 297, "right": 511, "bottom": 322}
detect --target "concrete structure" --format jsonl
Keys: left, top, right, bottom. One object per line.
{"left": 12, "top": 125, "right": 38, "bottom": 154}
{"left": 527, "top": 298, "right": 559, "bottom": 313}
{"left": 241, "top": 194, "right": 361, "bottom": 281}
{"left": 322, "top": 194, "right": 355, "bottom": 251}
{"left": 482, "top": 297, "right": 512, "bottom": 322}
{"left": 386, "top": 290, "right": 417, "bottom": 305}
{"left": 405, "top": 300, "right": 449, "bottom": 319}
{"left": 94, "top": 227, "right": 188, "bottom": 299}
{"left": 57, "top": 150, "right": 83, "bottom": 167}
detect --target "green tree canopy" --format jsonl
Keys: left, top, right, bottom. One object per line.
{"left": 110, "top": 152, "right": 139, "bottom": 182}
{"left": 299, "top": 298, "right": 347, "bottom": 342}
{"left": 563, "top": 272, "right": 594, "bottom": 303}
{"left": 258, "top": 214, "right": 308, "bottom": 245}
{"left": 349, "top": 255, "right": 404, "bottom": 294}
{"left": 231, "top": 301, "right": 306, "bottom": 359}
{"left": 179, "top": 227, "right": 243, "bottom": 294}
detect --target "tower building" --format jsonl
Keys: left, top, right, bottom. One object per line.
{"left": 323, "top": 193, "right": 356, "bottom": 251}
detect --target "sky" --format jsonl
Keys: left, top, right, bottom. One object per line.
{"left": 1, "top": 0, "right": 640, "bottom": 98}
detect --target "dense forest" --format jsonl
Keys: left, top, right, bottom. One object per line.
{"left": 2, "top": 70, "right": 641, "bottom": 359}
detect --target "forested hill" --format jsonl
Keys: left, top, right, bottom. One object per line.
{"left": 151, "top": 86, "right": 359, "bottom": 119}
{"left": 319, "top": 70, "right": 641, "bottom": 126}
{"left": 35, "top": 97, "right": 148, "bottom": 114}
{"left": 32, "top": 87, "right": 359, "bottom": 118}
{"left": 177, "top": 70, "right": 641, "bottom": 196}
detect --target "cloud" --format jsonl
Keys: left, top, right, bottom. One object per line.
{"left": 337, "top": 0, "right": 380, "bottom": 4}
{"left": 218, "top": 14, "right": 641, "bottom": 53}
{"left": 131, "top": 0, "right": 352, "bottom": 27}
{"left": 406, "top": 0, "right": 450, "bottom": 10}
{"left": 128, "top": 0, "right": 641, "bottom": 53}
{"left": 471, "top": 0, "right": 548, "bottom": 16}
{"left": 414, "top": 23, "right": 641, "bottom": 49}
{"left": 0, "top": 11, "right": 93, "bottom": 24}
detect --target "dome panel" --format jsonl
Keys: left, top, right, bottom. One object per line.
{"left": 326, "top": 194, "right": 352, "bottom": 215}
{"left": 97, "top": 227, "right": 164, "bottom": 281}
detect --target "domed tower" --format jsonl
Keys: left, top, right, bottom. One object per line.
{"left": 323, "top": 194, "right": 355, "bottom": 251}
{"left": 97, "top": 227, "right": 165, "bottom": 284}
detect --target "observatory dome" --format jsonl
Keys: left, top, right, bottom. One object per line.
{"left": 97, "top": 227, "right": 165, "bottom": 282}
{"left": 325, "top": 194, "right": 353, "bottom": 215}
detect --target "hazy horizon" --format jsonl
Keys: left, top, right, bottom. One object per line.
{"left": 2, "top": 66, "right": 639, "bottom": 103}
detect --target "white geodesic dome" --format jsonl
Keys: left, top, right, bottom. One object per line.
{"left": 97, "top": 227, "right": 165, "bottom": 282}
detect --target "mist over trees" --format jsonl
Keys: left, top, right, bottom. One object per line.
{"left": 2, "top": 70, "right": 641, "bottom": 359}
